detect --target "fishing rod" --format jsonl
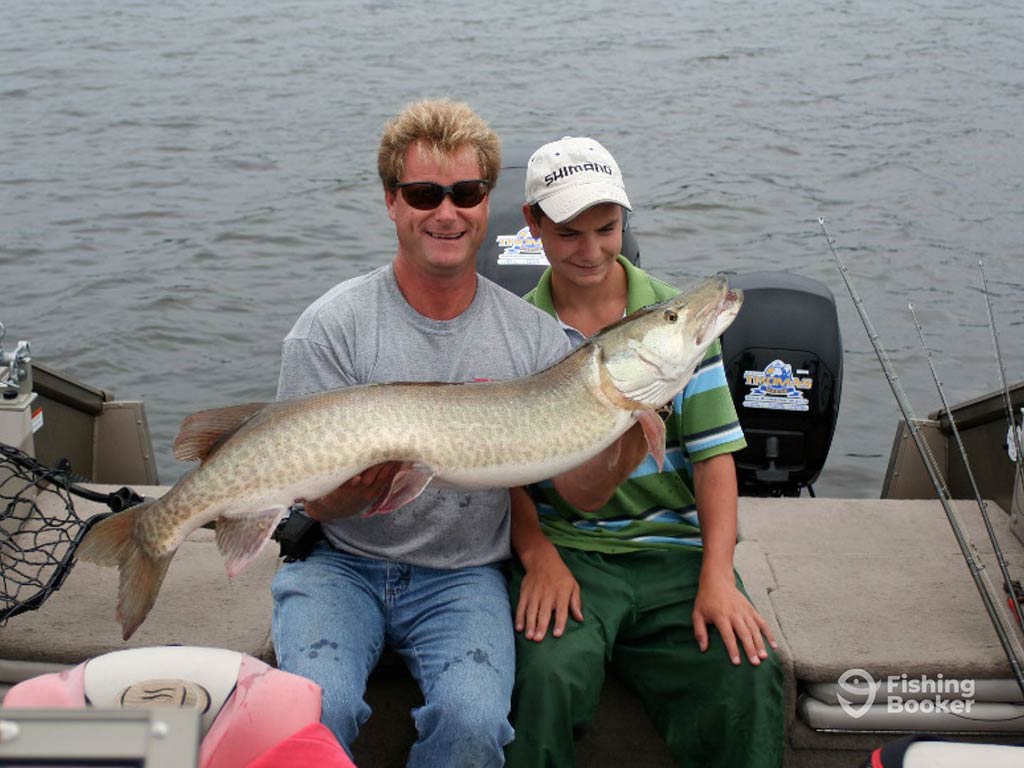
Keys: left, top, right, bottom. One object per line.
{"left": 978, "top": 260, "right": 1024, "bottom": 519}
{"left": 818, "top": 218, "right": 1024, "bottom": 694}
{"left": 908, "top": 303, "right": 1024, "bottom": 635}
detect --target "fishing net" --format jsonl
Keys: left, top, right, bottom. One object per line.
{"left": 0, "top": 443, "right": 141, "bottom": 623}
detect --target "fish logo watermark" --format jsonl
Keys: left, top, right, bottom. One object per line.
{"left": 837, "top": 669, "right": 976, "bottom": 719}
{"left": 836, "top": 668, "right": 878, "bottom": 719}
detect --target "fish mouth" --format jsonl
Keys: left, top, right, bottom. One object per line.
{"left": 692, "top": 285, "right": 742, "bottom": 345}
{"left": 720, "top": 287, "right": 743, "bottom": 317}
{"left": 708, "top": 287, "right": 743, "bottom": 339}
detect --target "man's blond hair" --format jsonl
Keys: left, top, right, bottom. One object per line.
{"left": 378, "top": 99, "right": 501, "bottom": 190}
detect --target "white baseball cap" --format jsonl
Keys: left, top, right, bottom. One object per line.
{"left": 525, "top": 136, "right": 632, "bottom": 223}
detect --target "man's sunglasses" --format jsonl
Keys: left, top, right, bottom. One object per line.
{"left": 394, "top": 179, "right": 490, "bottom": 210}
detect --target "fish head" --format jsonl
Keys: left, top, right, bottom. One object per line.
{"left": 595, "top": 275, "right": 743, "bottom": 408}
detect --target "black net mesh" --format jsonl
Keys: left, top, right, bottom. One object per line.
{"left": 0, "top": 443, "right": 138, "bottom": 623}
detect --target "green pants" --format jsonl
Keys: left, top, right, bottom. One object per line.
{"left": 506, "top": 547, "right": 784, "bottom": 768}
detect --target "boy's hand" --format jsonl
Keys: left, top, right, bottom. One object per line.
{"left": 515, "top": 543, "right": 583, "bottom": 642}
{"left": 693, "top": 574, "right": 777, "bottom": 666}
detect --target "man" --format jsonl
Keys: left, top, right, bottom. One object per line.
{"left": 270, "top": 99, "right": 571, "bottom": 767}
{"left": 506, "top": 137, "right": 785, "bottom": 767}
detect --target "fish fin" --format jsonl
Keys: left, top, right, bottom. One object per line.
{"left": 77, "top": 503, "right": 174, "bottom": 641}
{"left": 117, "top": 546, "right": 174, "bottom": 641}
{"left": 77, "top": 505, "right": 145, "bottom": 566}
{"left": 635, "top": 410, "right": 667, "bottom": 471}
{"left": 363, "top": 463, "right": 435, "bottom": 517}
{"left": 215, "top": 508, "right": 286, "bottom": 578}
{"left": 173, "top": 402, "right": 269, "bottom": 463}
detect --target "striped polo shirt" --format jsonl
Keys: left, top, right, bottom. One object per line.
{"left": 522, "top": 256, "right": 746, "bottom": 553}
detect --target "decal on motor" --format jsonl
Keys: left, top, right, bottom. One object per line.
{"left": 496, "top": 227, "right": 549, "bottom": 266}
{"left": 742, "top": 359, "right": 811, "bottom": 412}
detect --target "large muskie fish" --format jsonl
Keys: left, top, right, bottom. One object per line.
{"left": 78, "top": 276, "right": 742, "bottom": 638}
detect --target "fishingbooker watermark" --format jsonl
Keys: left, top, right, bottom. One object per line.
{"left": 836, "top": 669, "right": 976, "bottom": 719}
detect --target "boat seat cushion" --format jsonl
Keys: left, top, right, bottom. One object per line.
{"left": 736, "top": 497, "right": 1024, "bottom": 683}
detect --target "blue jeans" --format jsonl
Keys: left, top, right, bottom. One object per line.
{"left": 271, "top": 542, "right": 515, "bottom": 768}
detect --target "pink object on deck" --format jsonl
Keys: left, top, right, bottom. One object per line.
{"left": 3, "top": 648, "right": 354, "bottom": 768}
{"left": 3, "top": 663, "right": 86, "bottom": 708}
{"left": 244, "top": 722, "right": 355, "bottom": 768}
{"left": 199, "top": 654, "right": 325, "bottom": 768}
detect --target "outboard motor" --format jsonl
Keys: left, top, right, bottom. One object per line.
{"left": 476, "top": 143, "right": 640, "bottom": 297}
{"left": 721, "top": 271, "right": 843, "bottom": 497}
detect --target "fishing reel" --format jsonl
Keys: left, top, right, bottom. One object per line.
{"left": 0, "top": 322, "right": 33, "bottom": 400}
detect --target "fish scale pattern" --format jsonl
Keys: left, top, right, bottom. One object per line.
{"left": 129, "top": 278, "right": 738, "bottom": 566}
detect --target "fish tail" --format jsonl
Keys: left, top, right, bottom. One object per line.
{"left": 77, "top": 502, "right": 174, "bottom": 641}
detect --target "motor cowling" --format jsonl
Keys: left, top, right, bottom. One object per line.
{"left": 721, "top": 271, "right": 843, "bottom": 496}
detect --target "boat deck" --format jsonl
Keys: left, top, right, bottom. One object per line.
{"left": 3, "top": 488, "right": 1024, "bottom": 766}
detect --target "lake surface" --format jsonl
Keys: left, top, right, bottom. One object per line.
{"left": 3, "top": 0, "right": 1022, "bottom": 496}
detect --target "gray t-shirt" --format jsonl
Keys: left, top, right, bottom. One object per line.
{"left": 277, "top": 264, "right": 571, "bottom": 568}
